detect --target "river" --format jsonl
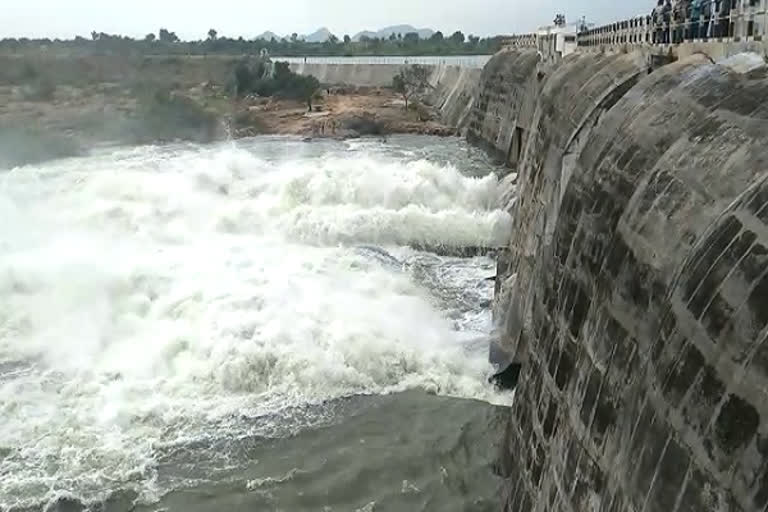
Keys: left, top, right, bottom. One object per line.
{"left": 0, "top": 135, "right": 513, "bottom": 512}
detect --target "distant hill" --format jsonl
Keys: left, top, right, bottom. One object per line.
{"left": 353, "top": 25, "right": 435, "bottom": 42}
{"left": 255, "top": 31, "right": 283, "bottom": 41}
{"left": 256, "top": 25, "right": 434, "bottom": 43}
{"left": 303, "top": 27, "right": 334, "bottom": 43}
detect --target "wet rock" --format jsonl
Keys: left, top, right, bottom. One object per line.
{"left": 44, "top": 497, "right": 85, "bottom": 512}
{"left": 342, "top": 114, "right": 386, "bottom": 136}
{"left": 490, "top": 362, "right": 522, "bottom": 391}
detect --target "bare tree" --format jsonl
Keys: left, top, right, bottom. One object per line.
{"left": 392, "top": 64, "right": 432, "bottom": 111}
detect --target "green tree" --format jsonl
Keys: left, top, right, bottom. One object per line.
{"left": 343, "top": 34, "right": 351, "bottom": 44}
{"left": 144, "top": 33, "right": 156, "bottom": 42}
{"left": 159, "top": 28, "right": 179, "bottom": 43}
{"left": 403, "top": 32, "right": 420, "bottom": 43}
{"left": 392, "top": 64, "right": 432, "bottom": 111}
{"left": 207, "top": 28, "right": 218, "bottom": 40}
{"left": 449, "top": 31, "right": 465, "bottom": 44}
{"left": 430, "top": 31, "right": 444, "bottom": 42}
{"left": 296, "top": 74, "right": 320, "bottom": 111}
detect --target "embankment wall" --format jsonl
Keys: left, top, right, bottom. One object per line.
{"left": 481, "top": 48, "right": 768, "bottom": 512}
{"left": 289, "top": 62, "right": 403, "bottom": 87}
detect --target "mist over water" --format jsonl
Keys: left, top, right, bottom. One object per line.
{"left": 0, "top": 136, "right": 512, "bottom": 511}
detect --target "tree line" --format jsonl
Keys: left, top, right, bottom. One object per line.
{"left": 0, "top": 28, "right": 506, "bottom": 56}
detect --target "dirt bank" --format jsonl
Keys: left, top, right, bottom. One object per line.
{"left": 0, "top": 78, "right": 454, "bottom": 167}
{"left": 233, "top": 89, "right": 456, "bottom": 139}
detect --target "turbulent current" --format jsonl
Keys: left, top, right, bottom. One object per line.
{"left": 0, "top": 135, "right": 514, "bottom": 512}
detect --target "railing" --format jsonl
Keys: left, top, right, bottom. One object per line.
{"left": 275, "top": 55, "right": 493, "bottom": 68}
{"left": 580, "top": 2, "right": 768, "bottom": 48}
{"left": 500, "top": 2, "right": 768, "bottom": 55}
{"left": 503, "top": 34, "right": 538, "bottom": 49}
{"left": 578, "top": 16, "right": 653, "bottom": 47}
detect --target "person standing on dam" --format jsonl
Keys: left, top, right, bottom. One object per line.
{"left": 662, "top": 0, "right": 673, "bottom": 43}
{"left": 718, "top": 0, "right": 731, "bottom": 37}
{"left": 672, "top": 0, "right": 687, "bottom": 43}
{"left": 690, "top": 0, "right": 704, "bottom": 39}
{"left": 652, "top": 0, "right": 664, "bottom": 43}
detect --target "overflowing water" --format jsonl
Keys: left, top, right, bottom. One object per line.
{"left": 0, "top": 135, "right": 513, "bottom": 511}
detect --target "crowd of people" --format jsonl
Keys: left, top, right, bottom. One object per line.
{"left": 651, "top": 0, "right": 734, "bottom": 43}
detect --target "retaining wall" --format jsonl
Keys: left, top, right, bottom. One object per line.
{"left": 289, "top": 62, "right": 403, "bottom": 88}
{"left": 425, "top": 64, "right": 482, "bottom": 131}
{"left": 465, "top": 49, "right": 540, "bottom": 166}
{"left": 483, "top": 48, "right": 768, "bottom": 512}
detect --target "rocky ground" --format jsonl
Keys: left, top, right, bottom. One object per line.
{"left": 233, "top": 89, "right": 455, "bottom": 139}
{"left": 0, "top": 79, "right": 455, "bottom": 167}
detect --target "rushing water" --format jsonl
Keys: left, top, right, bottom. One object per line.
{"left": 0, "top": 135, "right": 513, "bottom": 512}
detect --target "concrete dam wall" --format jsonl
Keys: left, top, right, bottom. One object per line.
{"left": 290, "top": 63, "right": 481, "bottom": 132}
{"left": 482, "top": 48, "right": 768, "bottom": 512}
{"left": 290, "top": 49, "right": 768, "bottom": 511}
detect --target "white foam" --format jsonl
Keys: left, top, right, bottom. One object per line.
{"left": 718, "top": 52, "right": 766, "bottom": 74}
{"left": 0, "top": 142, "right": 512, "bottom": 507}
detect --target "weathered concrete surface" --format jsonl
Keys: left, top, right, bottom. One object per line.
{"left": 289, "top": 62, "right": 404, "bottom": 87}
{"left": 466, "top": 49, "right": 540, "bottom": 167}
{"left": 426, "top": 65, "right": 481, "bottom": 132}
{"left": 291, "top": 63, "right": 481, "bottom": 132}
{"left": 487, "top": 48, "right": 768, "bottom": 512}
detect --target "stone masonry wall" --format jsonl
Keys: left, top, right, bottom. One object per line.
{"left": 466, "top": 49, "right": 540, "bottom": 167}
{"left": 488, "top": 49, "right": 768, "bottom": 512}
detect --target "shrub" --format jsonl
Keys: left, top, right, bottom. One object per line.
{"left": 21, "top": 76, "right": 56, "bottom": 101}
{"left": 129, "top": 88, "right": 219, "bottom": 143}
{"left": 232, "top": 60, "right": 320, "bottom": 110}
{"left": 232, "top": 59, "right": 267, "bottom": 96}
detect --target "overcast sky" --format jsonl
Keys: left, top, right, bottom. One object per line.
{"left": 3, "top": 0, "right": 651, "bottom": 40}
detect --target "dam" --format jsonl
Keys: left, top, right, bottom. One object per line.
{"left": 1, "top": 7, "right": 767, "bottom": 511}
{"left": 290, "top": 11, "right": 768, "bottom": 512}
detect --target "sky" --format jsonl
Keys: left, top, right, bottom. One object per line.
{"left": 2, "top": 0, "right": 652, "bottom": 40}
